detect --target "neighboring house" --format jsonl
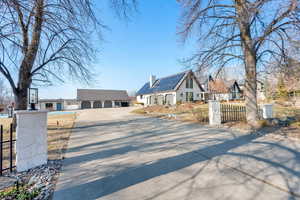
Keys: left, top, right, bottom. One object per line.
{"left": 38, "top": 99, "right": 78, "bottom": 111}
{"left": 39, "top": 99, "right": 65, "bottom": 111}
{"left": 208, "top": 78, "right": 242, "bottom": 101}
{"left": 136, "top": 70, "right": 205, "bottom": 106}
{"left": 77, "top": 89, "right": 130, "bottom": 109}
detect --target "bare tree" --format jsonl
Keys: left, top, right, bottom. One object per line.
{"left": 177, "top": 0, "right": 299, "bottom": 126}
{"left": 0, "top": 78, "right": 7, "bottom": 105}
{"left": 0, "top": 0, "right": 136, "bottom": 110}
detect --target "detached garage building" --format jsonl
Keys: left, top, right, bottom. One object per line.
{"left": 77, "top": 89, "right": 130, "bottom": 109}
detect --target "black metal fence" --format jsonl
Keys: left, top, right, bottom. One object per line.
{"left": 221, "top": 104, "right": 246, "bottom": 123}
{"left": 0, "top": 124, "right": 16, "bottom": 175}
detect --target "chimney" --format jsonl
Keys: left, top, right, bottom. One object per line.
{"left": 150, "top": 75, "right": 156, "bottom": 87}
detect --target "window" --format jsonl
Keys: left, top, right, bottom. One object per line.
{"left": 232, "top": 92, "right": 236, "bottom": 99}
{"left": 140, "top": 95, "right": 143, "bottom": 99}
{"left": 186, "top": 77, "right": 193, "bottom": 88}
{"left": 185, "top": 92, "right": 194, "bottom": 102}
{"left": 45, "top": 103, "right": 53, "bottom": 109}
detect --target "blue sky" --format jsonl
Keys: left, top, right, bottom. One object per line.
{"left": 39, "top": 1, "right": 196, "bottom": 99}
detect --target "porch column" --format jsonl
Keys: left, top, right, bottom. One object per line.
{"left": 90, "top": 101, "right": 94, "bottom": 108}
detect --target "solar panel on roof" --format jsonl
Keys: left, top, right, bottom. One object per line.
{"left": 136, "top": 71, "right": 187, "bottom": 95}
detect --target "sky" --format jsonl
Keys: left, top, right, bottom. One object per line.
{"left": 38, "top": 1, "right": 197, "bottom": 99}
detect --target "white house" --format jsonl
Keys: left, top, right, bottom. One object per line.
{"left": 136, "top": 70, "right": 205, "bottom": 106}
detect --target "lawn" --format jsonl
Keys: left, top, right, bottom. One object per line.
{"left": 0, "top": 113, "right": 76, "bottom": 170}
{"left": 132, "top": 102, "right": 300, "bottom": 131}
{"left": 132, "top": 102, "right": 209, "bottom": 123}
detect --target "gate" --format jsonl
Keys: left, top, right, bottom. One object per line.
{"left": 221, "top": 104, "right": 246, "bottom": 123}
{"left": 0, "top": 124, "right": 16, "bottom": 175}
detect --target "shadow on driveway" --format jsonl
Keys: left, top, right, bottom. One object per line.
{"left": 54, "top": 116, "right": 300, "bottom": 200}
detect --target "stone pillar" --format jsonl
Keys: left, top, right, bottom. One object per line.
{"left": 15, "top": 110, "right": 48, "bottom": 172}
{"left": 209, "top": 100, "right": 221, "bottom": 125}
{"left": 102, "top": 101, "right": 105, "bottom": 108}
{"left": 262, "top": 104, "right": 273, "bottom": 119}
{"left": 112, "top": 101, "right": 115, "bottom": 108}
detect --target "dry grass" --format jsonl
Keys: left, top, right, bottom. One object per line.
{"left": 0, "top": 113, "right": 76, "bottom": 170}
{"left": 0, "top": 118, "right": 13, "bottom": 133}
{"left": 132, "top": 102, "right": 208, "bottom": 115}
{"left": 132, "top": 103, "right": 209, "bottom": 123}
{"left": 47, "top": 113, "right": 76, "bottom": 160}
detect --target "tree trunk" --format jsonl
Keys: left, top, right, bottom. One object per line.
{"left": 14, "top": 88, "right": 28, "bottom": 110}
{"left": 12, "top": 80, "right": 30, "bottom": 130}
{"left": 244, "top": 52, "right": 259, "bottom": 126}
{"left": 235, "top": 0, "right": 259, "bottom": 127}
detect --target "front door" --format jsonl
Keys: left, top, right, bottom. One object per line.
{"left": 56, "top": 103, "right": 62, "bottom": 111}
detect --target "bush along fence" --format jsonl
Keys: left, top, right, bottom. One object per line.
{"left": 0, "top": 124, "right": 16, "bottom": 175}
{"left": 192, "top": 108, "right": 209, "bottom": 123}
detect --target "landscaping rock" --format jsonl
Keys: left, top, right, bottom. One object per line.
{"left": 1, "top": 160, "right": 62, "bottom": 200}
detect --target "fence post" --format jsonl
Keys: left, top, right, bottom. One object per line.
{"left": 209, "top": 100, "right": 221, "bottom": 125}
{"left": 0, "top": 125, "right": 2, "bottom": 175}
{"left": 9, "top": 124, "right": 13, "bottom": 172}
{"left": 261, "top": 104, "right": 273, "bottom": 119}
{"left": 15, "top": 110, "right": 48, "bottom": 172}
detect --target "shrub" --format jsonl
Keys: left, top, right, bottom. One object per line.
{"left": 131, "top": 109, "right": 146, "bottom": 114}
{"left": 257, "top": 119, "right": 269, "bottom": 128}
{"left": 0, "top": 185, "right": 40, "bottom": 200}
{"left": 176, "top": 100, "right": 182, "bottom": 105}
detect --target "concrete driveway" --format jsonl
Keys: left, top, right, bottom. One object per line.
{"left": 53, "top": 107, "right": 300, "bottom": 200}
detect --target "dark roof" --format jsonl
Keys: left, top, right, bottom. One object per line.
{"left": 136, "top": 71, "right": 188, "bottom": 95}
{"left": 77, "top": 89, "right": 130, "bottom": 101}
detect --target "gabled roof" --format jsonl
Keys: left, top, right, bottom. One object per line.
{"left": 77, "top": 89, "right": 130, "bottom": 101}
{"left": 208, "top": 79, "right": 241, "bottom": 93}
{"left": 136, "top": 71, "right": 188, "bottom": 95}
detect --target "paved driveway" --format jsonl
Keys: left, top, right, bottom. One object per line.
{"left": 53, "top": 107, "right": 300, "bottom": 200}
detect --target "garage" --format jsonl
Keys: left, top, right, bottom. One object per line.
{"left": 121, "top": 102, "right": 129, "bottom": 107}
{"left": 157, "top": 95, "right": 164, "bottom": 105}
{"left": 165, "top": 94, "right": 174, "bottom": 105}
{"left": 104, "top": 100, "right": 112, "bottom": 108}
{"left": 77, "top": 89, "right": 130, "bottom": 109}
{"left": 81, "top": 101, "right": 91, "bottom": 109}
{"left": 93, "top": 101, "right": 102, "bottom": 108}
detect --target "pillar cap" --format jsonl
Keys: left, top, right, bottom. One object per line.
{"left": 14, "top": 110, "right": 48, "bottom": 115}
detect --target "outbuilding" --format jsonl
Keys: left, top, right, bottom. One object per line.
{"left": 77, "top": 89, "right": 130, "bottom": 109}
